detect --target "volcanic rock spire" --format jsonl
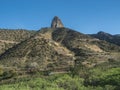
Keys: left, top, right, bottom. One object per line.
{"left": 51, "top": 16, "right": 64, "bottom": 28}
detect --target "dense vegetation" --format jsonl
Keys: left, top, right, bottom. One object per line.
{"left": 0, "top": 64, "right": 119, "bottom": 90}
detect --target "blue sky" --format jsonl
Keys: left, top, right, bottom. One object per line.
{"left": 0, "top": 0, "right": 120, "bottom": 34}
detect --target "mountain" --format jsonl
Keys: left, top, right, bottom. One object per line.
{"left": 0, "top": 28, "right": 74, "bottom": 71}
{"left": 0, "top": 16, "right": 120, "bottom": 73}
{"left": 115, "top": 34, "right": 120, "bottom": 37}
{"left": 0, "top": 16, "right": 120, "bottom": 90}
{"left": 0, "top": 28, "right": 120, "bottom": 69}
{"left": 90, "top": 31, "right": 120, "bottom": 46}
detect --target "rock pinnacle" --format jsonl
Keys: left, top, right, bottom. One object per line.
{"left": 51, "top": 16, "right": 64, "bottom": 28}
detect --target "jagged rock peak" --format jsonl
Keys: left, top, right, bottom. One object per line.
{"left": 51, "top": 16, "right": 64, "bottom": 28}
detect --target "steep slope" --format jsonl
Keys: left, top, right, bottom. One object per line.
{"left": 0, "top": 28, "right": 74, "bottom": 71}
{"left": 40, "top": 28, "right": 102, "bottom": 52}
{"left": 51, "top": 16, "right": 64, "bottom": 28}
{"left": 90, "top": 31, "right": 120, "bottom": 46}
{"left": 39, "top": 28, "right": 120, "bottom": 67}
{"left": 0, "top": 27, "right": 120, "bottom": 72}
{"left": 51, "top": 28, "right": 120, "bottom": 52}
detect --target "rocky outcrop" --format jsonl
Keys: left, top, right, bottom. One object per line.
{"left": 51, "top": 16, "right": 64, "bottom": 28}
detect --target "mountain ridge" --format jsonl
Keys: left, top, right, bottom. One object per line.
{"left": 0, "top": 16, "right": 119, "bottom": 90}
{"left": 0, "top": 16, "right": 120, "bottom": 73}
{"left": 0, "top": 27, "right": 120, "bottom": 70}
{"left": 90, "top": 31, "right": 120, "bottom": 46}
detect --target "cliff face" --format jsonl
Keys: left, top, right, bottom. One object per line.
{"left": 51, "top": 16, "right": 64, "bottom": 28}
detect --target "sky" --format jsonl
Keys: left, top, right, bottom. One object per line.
{"left": 0, "top": 0, "right": 120, "bottom": 34}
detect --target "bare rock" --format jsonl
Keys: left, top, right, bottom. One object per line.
{"left": 51, "top": 16, "right": 64, "bottom": 28}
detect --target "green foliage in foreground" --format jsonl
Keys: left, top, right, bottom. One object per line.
{"left": 0, "top": 63, "right": 120, "bottom": 90}
{"left": 87, "top": 68, "right": 120, "bottom": 87}
{"left": 0, "top": 74, "right": 83, "bottom": 90}
{"left": 0, "top": 72, "right": 119, "bottom": 90}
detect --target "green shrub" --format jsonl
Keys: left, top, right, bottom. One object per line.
{"left": 0, "top": 66, "right": 3, "bottom": 76}
{"left": 1, "top": 68, "right": 17, "bottom": 80}
{"left": 54, "top": 74, "right": 85, "bottom": 90}
{"left": 87, "top": 67, "right": 120, "bottom": 88}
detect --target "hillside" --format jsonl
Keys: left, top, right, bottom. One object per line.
{"left": 0, "top": 27, "right": 120, "bottom": 90}
{"left": 90, "top": 31, "right": 120, "bottom": 46}
{"left": 1, "top": 27, "right": 120, "bottom": 70}
{"left": 0, "top": 29, "right": 35, "bottom": 41}
{"left": 0, "top": 28, "right": 74, "bottom": 71}
{"left": 40, "top": 28, "right": 120, "bottom": 67}
{"left": 0, "top": 29, "right": 35, "bottom": 55}
{"left": 0, "top": 16, "right": 120, "bottom": 90}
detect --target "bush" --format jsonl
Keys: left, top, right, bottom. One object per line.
{"left": 0, "top": 66, "right": 3, "bottom": 76}
{"left": 54, "top": 74, "right": 85, "bottom": 90}
{"left": 2, "top": 68, "right": 17, "bottom": 79}
{"left": 86, "top": 67, "right": 120, "bottom": 88}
